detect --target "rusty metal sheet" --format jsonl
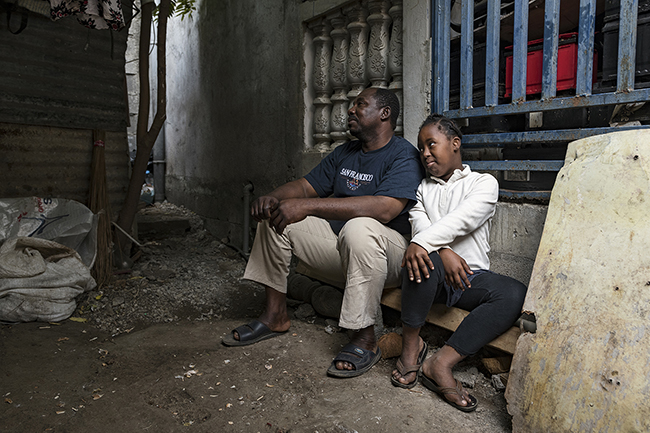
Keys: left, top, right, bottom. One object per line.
{"left": 0, "top": 123, "right": 129, "bottom": 216}
{"left": 0, "top": 10, "right": 129, "bottom": 132}
{"left": 506, "top": 129, "right": 650, "bottom": 432}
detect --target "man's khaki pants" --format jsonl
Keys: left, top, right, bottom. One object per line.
{"left": 243, "top": 216, "right": 409, "bottom": 330}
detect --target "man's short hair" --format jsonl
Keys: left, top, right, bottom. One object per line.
{"left": 372, "top": 88, "right": 400, "bottom": 129}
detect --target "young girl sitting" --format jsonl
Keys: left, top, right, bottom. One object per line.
{"left": 391, "top": 114, "right": 527, "bottom": 412}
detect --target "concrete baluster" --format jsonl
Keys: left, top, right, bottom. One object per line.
{"left": 367, "top": 0, "right": 392, "bottom": 88}
{"left": 345, "top": 2, "right": 369, "bottom": 102}
{"left": 388, "top": 0, "right": 403, "bottom": 135}
{"left": 328, "top": 11, "right": 350, "bottom": 149}
{"left": 310, "top": 18, "right": 333, "bottom": 152}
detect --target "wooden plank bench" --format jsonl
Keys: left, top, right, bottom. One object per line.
{"left": 380, "top": 287, "right": 522, "bottom": 355}
{"left": 290, "top": 268, "right": 525, "bottom": 355}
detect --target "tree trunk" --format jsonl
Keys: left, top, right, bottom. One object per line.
{"left": 114, "top": 0, "right": 170, "bottom": 260}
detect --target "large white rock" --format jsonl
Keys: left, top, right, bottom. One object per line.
{"left": 506, "top": 129, "right": 650, "bottom": 432}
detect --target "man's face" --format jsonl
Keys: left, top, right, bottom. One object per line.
{"left": 347, "top": 88, "right": 383, "bottom": 138}
{"left": 417, "top": 123, "right": 461, "bottom": 181}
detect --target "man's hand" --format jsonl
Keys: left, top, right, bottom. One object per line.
{"left": 251, "top": 196, "right": 280, "bottom": 222}
{"left": 250, "top": 178, "right": 319, "bottom": 226}
{"left": 269, "top": 198, "right": 310, "bottom": 235}
{"left": 250, "top": 195, "right": 311, "bottom": 235}
{"left": 401, "top": 242, "right": 434, "bottom": 284}
{"left": 438, "top": 248, "right": 473, "bottom": 291}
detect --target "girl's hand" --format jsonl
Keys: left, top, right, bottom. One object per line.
{"left": 401, "top": 243, "right": 434, "bottom": 283}
{"left": 438, "top": 248, "right": 473, "bottom": 290}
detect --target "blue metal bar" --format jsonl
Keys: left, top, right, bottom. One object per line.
{"left": 460, "top": 0, "right": 474, "bottom": 109}
{"left": 432, "top": 0, "right": 444, "bottom": 114}
{"left": 618, "top": 0, "right": 639, "bottom": 92}
{"left": 511, "top": 0, "right": 529, "bottom": 102}
{"left": 432, "top": 0, "right": 451, "bottom": 114}
{"left": 442, "top": 0, "right": 451, "bottom": 112}
{"left": 445, "top": 88, "right": 650, "bottom": 118}
{"left": 576, "top": 0, "right": 597, "bottom": 96}
{"left": 464, "top": 160, "right": 565, "bottom": 171}
{"left": 499, "top": 190, "right": 552, "bottom": 200}
{"left": 485, "top": 0, "right": 501, "bottom": 106}
{"left": 462, "top": 125, "right": 650, "bottom": 145}
{"left": 462, "top": 143, "right": 507, "bottom": 149}
{"left": 542, "top": 0, "right": 560, "bottom": 99}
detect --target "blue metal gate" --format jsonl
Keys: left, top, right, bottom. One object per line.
{"left": 431, "top": 0, "right": 650, "bottom": 198}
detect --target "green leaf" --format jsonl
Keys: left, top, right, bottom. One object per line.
{"left": 153, "top": 0, "right": 196, "bottom": 20}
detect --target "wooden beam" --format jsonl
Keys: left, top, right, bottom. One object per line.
{"left": 380, "top": 287, "right": 521, "bottom": 355}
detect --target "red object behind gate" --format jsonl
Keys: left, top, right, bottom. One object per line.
{"left": 505, "top": 32, "right": 598, "bottom": 98}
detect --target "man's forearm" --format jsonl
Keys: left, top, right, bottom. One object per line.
{"left": 267, "top": 178, "right": 317, "bottom": 201}
{"left": 299, "top": 195, "right": 407, "bottom": 224}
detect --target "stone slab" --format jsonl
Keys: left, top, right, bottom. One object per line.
{"left": 506, "top": 130, "right": 650, "bottom": 432}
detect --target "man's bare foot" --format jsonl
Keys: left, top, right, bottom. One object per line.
{"left": 335, "top": 326, "right": 377, "bottom": 371}
{"left": 233, "top": 286, "right": 290, "bottom": 341}
{"left": 421, "top": 346, "right": 471, "bottom": 407}
{"left": 391, "top": 337, "right": 426, "bottom": 386}
{"left": 233, "top": 312, "right": 290, "bottom": 341}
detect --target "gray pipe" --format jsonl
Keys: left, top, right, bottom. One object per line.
{"left": 242, "top": 183, "right": 254, "bottom": 255}
{"left": 153, "top": 121, "right": 166, "bottom": 203}
{"left": 515, "top": 317, "right": 537, "bottom": 333}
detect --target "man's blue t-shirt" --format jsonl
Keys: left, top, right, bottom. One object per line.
{"left": 304, "top": 135, "right": 424, "bottom": 236}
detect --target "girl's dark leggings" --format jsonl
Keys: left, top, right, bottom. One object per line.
{"left": 400, "top": 251, "right": 528, "bottom": 356}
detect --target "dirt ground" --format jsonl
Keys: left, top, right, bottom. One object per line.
{"left": 0, "top": 203, "right": 514, "bottom": 433}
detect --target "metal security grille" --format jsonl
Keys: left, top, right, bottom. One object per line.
{"left": 431, "top": 0, "right": 650, "bottom": 198}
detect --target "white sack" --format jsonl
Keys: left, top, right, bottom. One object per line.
{"left": 0, "top": 237, "right": 96, "bottom": 322}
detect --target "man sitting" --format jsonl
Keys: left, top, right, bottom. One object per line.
{"left": 222, "top": 87, "right": 423, "bottom": 378}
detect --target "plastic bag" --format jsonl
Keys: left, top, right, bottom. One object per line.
{"left": 0, "top": 197, "right": 98, "bottom": 267}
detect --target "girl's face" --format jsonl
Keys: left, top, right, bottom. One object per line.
{"left": 417, "top": 123, "right": 462, "bottom": 181}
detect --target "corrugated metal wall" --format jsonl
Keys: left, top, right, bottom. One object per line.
{"left": 0, "top": 5, "right": 133, "bottom": 216}
{"left": 0, "top": 122, "right": 129, "bottom": 215}
{"left": 0, "top": 9, "right": 130, "bottom": 131}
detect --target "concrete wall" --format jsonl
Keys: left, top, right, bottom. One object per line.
{"left": 165, "top": 0, "right": 303, "bottom": 243}
{"left": 401, "top": 0, "right": 431, "bottom": 147}
{"left": 489, "top": 202, "right": 548, "bottom": 286}
{"left": 124, "top": 2, "right": 141, "bottom": 160}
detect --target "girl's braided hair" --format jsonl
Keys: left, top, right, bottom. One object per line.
{"left": 420, "top": 114, "right": 463, "bottom": 141}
